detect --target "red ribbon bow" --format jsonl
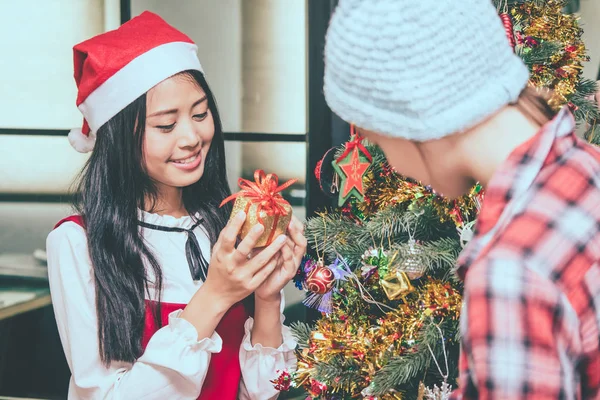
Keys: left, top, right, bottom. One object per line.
{"left": 336, "top": 125, "right": 372, "bottom": 164}
{"left": 220, "top": 170, "right": 297, "bottom": 220}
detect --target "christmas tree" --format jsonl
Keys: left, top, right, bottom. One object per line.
{"left": 273, "top": 1, "right": 598, "bottom": 399}
{"left": 283, "top": 139, "right": 479, "bottom": 399}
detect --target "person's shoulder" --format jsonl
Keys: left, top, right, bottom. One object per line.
{"left": 565, "top": 135, "right": 600, "bottom": 176}
{"left": 46, "top": 217, "right": 88, "bottom": 254}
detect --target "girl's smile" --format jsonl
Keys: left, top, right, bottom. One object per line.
{"left": 169, "top": 149, "right": 203, "bottom": 171}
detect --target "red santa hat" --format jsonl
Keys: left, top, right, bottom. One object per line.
{"left": 69, "top": 11, "right": 203, "bottom": 153}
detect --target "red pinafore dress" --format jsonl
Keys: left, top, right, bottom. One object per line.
{"left": 55, "top": 215, "right": 249, "bottom": 400}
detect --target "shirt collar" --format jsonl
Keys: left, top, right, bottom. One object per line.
{"left": 457, "top": 107, "right": 576, "bottom": 278}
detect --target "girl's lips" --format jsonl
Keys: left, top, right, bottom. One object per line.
{"left": 170, "top": 151, "right": 202, "bottom": 171}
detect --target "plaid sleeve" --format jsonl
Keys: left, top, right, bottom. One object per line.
{"left": 454, "top": 257, "right": 571, "bottom": 400}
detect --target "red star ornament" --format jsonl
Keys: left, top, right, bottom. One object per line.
{"left": 331, "top": 146, "right": 370, "bottom": 206}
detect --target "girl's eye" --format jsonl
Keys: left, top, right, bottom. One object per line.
{"left": 193, "top": 112, "right": 208, "bottom": 121}
{"left": 156, "top": 123, "right": 175, "bottom": 132}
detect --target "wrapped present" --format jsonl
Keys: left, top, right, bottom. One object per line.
{"left": 220, "top": 170, "right": 297, "bottom": 248}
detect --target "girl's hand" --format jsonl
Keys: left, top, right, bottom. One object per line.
{"left": 255, "top": 216, "right": 307, "bottom": 303}
{"left": 202, "top": 211, "right": 288, "bottom": 310}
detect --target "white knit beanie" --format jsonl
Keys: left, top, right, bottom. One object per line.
{"left": 324, "top": 0, "right": 530, "bottom": 141}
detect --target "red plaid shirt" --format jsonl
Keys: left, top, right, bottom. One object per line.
{"left": 451, "top": 108, "right": 600, "bottom": 400}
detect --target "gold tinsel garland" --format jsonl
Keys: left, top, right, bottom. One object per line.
{"left": 356, "top": 166, "right": 482, "bottom": 227}
{"left": 295, "top": 280, "right": 462, "bottom": 398}
{"left": 511, "top": 0, "right": 589, "bottom": 108}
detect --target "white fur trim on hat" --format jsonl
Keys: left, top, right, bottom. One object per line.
{"left": 324, "top": 0, "right": 530, "bottom": 141}
{"left": 68, "top": 128, "right": 96, "bottom": 153}
{"left": 78, "top": 41, "right": 203, "bottom": 134}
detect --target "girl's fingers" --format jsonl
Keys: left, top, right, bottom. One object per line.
{"left": 219, "top": 211, "right": 247, "bottom": 251}
{"left": 246, "top": 235, "right": 287, "bottom": 275}
{"left": 248, "top": 256, "right": 279, "bottom": 289}
{"left": 281, "top": 243, "right": 296, "bottom": 275}
{"left": 287, "top": 217, "right": 307, "bottom": 256}
{"left": 234, "top": 224, "right": 265, "bottom": 262}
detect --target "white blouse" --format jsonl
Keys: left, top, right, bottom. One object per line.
{"left": 46, "top": 210, "right": 297, "bottom": 400}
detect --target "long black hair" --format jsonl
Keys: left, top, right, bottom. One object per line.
{"left": 73, "top": 70, "right": 233, "bottom": 365}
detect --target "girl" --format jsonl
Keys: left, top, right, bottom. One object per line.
{"left": 47, "top": 11, "right": 305, "bottom": 400}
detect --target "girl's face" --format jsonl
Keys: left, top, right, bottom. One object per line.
{"left": 143, "top": 74, "right": 214, "bottom": 192}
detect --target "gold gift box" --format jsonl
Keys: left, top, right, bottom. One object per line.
{"left": 230, "top": 196, "right": 292, "bottom": 248}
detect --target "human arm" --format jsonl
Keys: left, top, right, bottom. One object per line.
{"left": 47, "top": 223, "right": 221, "bottom": 399}
{"left": 451, "top": 258, "right": 576, "bottom": 400}
{"left": 238, "top": 216, "right": 307, "bottom": 399}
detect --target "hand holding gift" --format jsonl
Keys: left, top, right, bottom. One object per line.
{"left": 220, "top": 169, "right": 297, "bottom": 248}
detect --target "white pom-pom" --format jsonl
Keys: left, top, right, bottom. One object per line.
{"left": 68, "top": 128, "right": 96, "bottom": 153}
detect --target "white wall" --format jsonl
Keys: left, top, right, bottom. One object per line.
{"left": 0, "top": 0, "right": 107, "bottom": 130}
{"left": 240, "top": 0, "right": 307, "bottom": 184}
{"left": 0, "top": 0, "right": 115, "bottom": 193}
{"left": 580, "top": 0, "right": 600, "bottom": 81}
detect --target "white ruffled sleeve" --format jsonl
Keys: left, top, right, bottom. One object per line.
{"left": 47, "top": 222, "right": 221, "bottom": 400}
{"left": 238, "top": 291, "right": 298, "bottom": 400}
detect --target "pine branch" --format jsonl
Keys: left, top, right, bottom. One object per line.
{"left": 371, "top": 319, "right": 460, "bottom": 395}
{"left": 454, "top": 326, "right": 462, "bottom": 343}
{"left": 290, "top": 321, "right": 313, "bottom": 349}
{"left": 585, "top": 123, "right": 600, "bottom": 146}
{"left": 571, "top": 79, "right": 600, "bottom": 133}
{"left": 363, "top": 143, "right": 390, "bottom": 174}
{"left": 572, "top": 99, "right": 600, "bottom": 129}
{"left": 313, "top": 355, "right": 362, "bottom": 393}
{"left": 575, "top": 78, "right": 598, "bottom": 97}
{"left": 492, "top": 0, "right": 545, "bottom": 6}
{"left": 366, "top": 204, "right": 457, "bottom": 243}
{"left": 371, "top": 323, "right": 439, "bottom": 394}
{"left": 305, "top": 205, "right": 462, "bottom": 274}
{"left": 518, "top": 41, "right": 562, "bottom": 67}
{"left": 305, "top": 212, "right": 366, "bottom": 261}
{"left": 495, "top": 0, "right": 558, "bottom": 7}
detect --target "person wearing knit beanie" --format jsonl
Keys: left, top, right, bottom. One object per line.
{"left": 325, "top": 0, "right": 600, "bottom": 399}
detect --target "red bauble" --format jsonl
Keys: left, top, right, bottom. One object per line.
{"left": 500, "top": 13, "right": 516, "bottom": 50}
{"left": 306, "top": 263, "right": 335, "bottom": 294}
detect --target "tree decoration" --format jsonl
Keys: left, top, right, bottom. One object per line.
{"left": 302, "top": 258, "right": 352, "bottom": 314}
{"left": 315, "top": 147, "right": 340, "bottom": 198}
{"left": 380, "top": 269, "right": 414, "bottom": 301}
{"left": 499, "top": 10, "right": 516, "bottom": 49}
{"left": 271, "top": 370, "right": 293, "bottom": 392}
{"left": 396, "top": 239, "right": 427, "bottom": 280}
{"left": 332, "top": 126, "right": 372, "bottom": 206}
{"left": 305, "top": 259, "right": 335, "bottom": 295}
{"left": 494, "top": 0, "right": 599, "bottom": 139}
